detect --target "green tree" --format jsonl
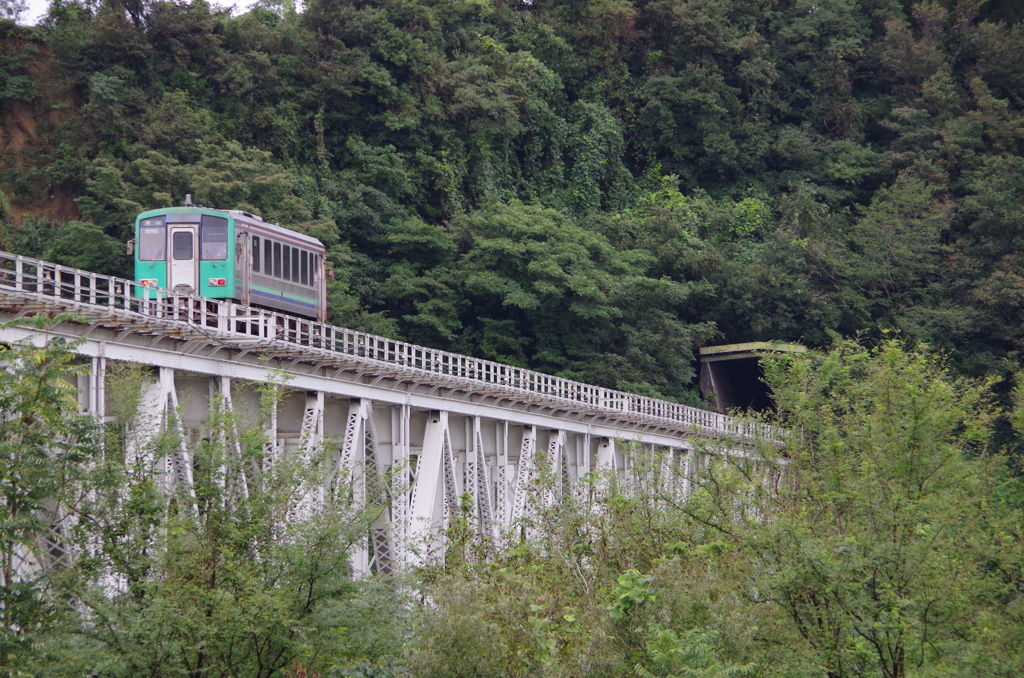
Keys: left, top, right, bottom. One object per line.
{"left": 0, "top": 315, "right": 101, "bottom": 674}
{"left": 33, "top": 372, "right": 402, "bottom": 676}
{"left": 449, "top": 200, "right": 713, "bottom": 397}
{"left": 683, "top": 340, "right": 1021, "bottom": 677}
{"left": 43, "top": 220, "right": 130, "bottom": 277}
{"left": 836, "top": 170, "right": 954, "bottom": 336}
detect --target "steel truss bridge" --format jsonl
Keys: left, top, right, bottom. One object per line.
{"left": 0, "top": 251, "right": 778, "bottom": 575}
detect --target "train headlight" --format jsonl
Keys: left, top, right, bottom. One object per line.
{"left": 140, "top": 279, "right": 158, "bottom": 287}
{"left": 208, "top": 278, "right": 227, "bottom": 287}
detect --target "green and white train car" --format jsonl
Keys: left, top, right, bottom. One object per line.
{"left": 134, "top": 203, "right": 327, "bottom": 321}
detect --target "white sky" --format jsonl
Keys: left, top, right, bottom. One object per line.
{"left": 17, "top": 0, "right": 258, "bottom": 25}
{"left": 19, "top": 0, "right": 48, "bottom": 24}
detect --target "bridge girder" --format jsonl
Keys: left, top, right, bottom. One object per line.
{"left": 0, "top": 251, "right": 778, "bottom": 575}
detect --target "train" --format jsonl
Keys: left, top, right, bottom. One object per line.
{"left": 132, "top": 198, "right": 328, "bottom": 321}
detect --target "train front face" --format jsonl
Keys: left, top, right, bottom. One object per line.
{"left": 134, "top": 207, "right": 235, "bottom": 299}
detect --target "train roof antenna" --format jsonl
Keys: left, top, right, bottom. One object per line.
{"left": 184, "top": 194, "right": 192, "bottom": 207}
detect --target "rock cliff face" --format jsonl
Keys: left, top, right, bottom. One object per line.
{"left": 0, "top": 25, "right": 79, "bottom": 225}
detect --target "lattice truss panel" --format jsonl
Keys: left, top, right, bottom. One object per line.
{"left": 510, "top": 426, "right": 537, "bottom": 526}
{"left": 16, "top": 359, "right": 729, "bottom": 578}
{"left": 216, "top": 376, "right": 250, "bottom": 503}
{"left": 408, "top": 411, "right": 458, "bottom": 564}
{"left": 290, "top": 391, "right": 325, "bottom": 521}
{"left": 130, "top": 368, "right": 197, "bottom": 506}
{"left": 337, "top": 399, "right": 395, "bottom": 576}
{"left": 0, "top": 249, "right": 780, "bottom": 580}
{"left": 13, "top": 355, "right": 111, "bottom": 586}
{"left": 464, "top": 418, "right": 495, "bottom": 540}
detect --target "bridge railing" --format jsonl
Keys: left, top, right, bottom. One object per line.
{"left": 0, "top": 251, "right": 784, "bottom": 441}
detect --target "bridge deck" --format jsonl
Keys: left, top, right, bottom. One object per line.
{"left": 0, "top": 250, "right": 787, "bottom": 574}
{"left": 0, "top": 250, "right": 779, "bottom": 442}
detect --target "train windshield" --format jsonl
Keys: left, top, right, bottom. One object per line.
{"left": 201, "top": 216, "right": 229, "bottom": 260}
{"left": 138, "top": 218, "right": 166, "bottom": 261}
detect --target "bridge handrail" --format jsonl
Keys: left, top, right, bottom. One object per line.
{"left": 0, "top": 251, "right": 784, "bottom": 441}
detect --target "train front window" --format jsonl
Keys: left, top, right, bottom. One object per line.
{"left": 172, "top": 231, "right": 194, "bottom": 260}
{"left": 200, "top": 216, "right": 229, "bottom": 260}
{"left": 138, "top": 219, "right": 165, "bottom": 261}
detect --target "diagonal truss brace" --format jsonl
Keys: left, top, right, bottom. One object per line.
{"left": 544, "top": 430, "right": 567, "bottom": 506}
{"left": 128, "top": 368, "right": 196, "bottom": 510}
{"left": 408, "top": 411, "right": 459, "bottom": 565}
{"left": 291, "top": 390, "right": 325, "bottom": 521}
{"left": 216, "top": 377, "right": 250, "bottom": 502}
{"left": 510, "top": 426, "right": 537, "bottom": 524}
{"left": 465, "top": 417, "right": 495, "bottom": 540}
{"left": 338, "top": 399, "right": 394, "bottom": 574}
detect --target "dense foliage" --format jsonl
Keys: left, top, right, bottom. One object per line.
{"left": 2, "top": 2, "right": 1024, "bottom": 673}
{"left": 1, "top": 0, "right": 1022, "bottom": 404}
{"left": 0, "top": 321, "right": 407, "bottom": 676}
{"left": 3, "top": 324, "right": 1022, "bottom": 676}
{"left": 402, "top": 339, "right": 1024, "bottom": 678}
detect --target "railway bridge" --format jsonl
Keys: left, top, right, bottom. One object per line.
{"left": 0, "top": 251, "right": 779, "bottom": 575}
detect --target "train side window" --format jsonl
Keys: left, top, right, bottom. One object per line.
{"left": 273, "top": 242, "right": 282, "bottom": 278}
{"left": 283, "top": 245, "right": 291, "bottom": 280}
{"left": 300, "top": 251, "right": 309, "bottom": 285}
{"left": 265, "top": 239, "right": 273, "bottom": 274}
{"left": 200, "top": 216, "right": 229, "bottom": 260}
{"left": 292, "top": 248, "right": 300, "bottom": 282}
{"left": 252, "top": 237, "right": 260, "bottom": 272}
{"left": 138, "top": 218, "right": 166, "bottom": 261}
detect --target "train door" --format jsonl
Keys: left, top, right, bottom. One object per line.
{"left": 314, "top": 253, "right": 327, "bottom": 321}
{"left": 168, "top": 224, "right": 198, "bottom": 294}
{"left": 237, "top": 230, "right": 252, "bottom": 306}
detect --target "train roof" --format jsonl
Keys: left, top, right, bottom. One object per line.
{"left": 226, "top": 210, "right": 325, "bottom": 250}
{"left": 137, "top": 206, "right": 325, "bottom": 250}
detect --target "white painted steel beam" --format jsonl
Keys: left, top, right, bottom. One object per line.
{"left": 0, "top": 251, "right": 777, "bottom": 577}
{"left": 409, "top": 411, "right": 454, "bottom": 564}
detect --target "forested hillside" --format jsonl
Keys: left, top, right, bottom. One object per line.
{"left": 2, "top": 0, "right": 1024, "bottom": 402}
{"left": 2, "top": 2, "right": 1024, "bottom": 676}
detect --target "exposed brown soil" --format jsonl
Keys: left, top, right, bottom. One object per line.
{"left": 0, "top": 29, "right": 81, "bottom": 225}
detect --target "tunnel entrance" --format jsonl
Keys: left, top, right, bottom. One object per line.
{"left": 698, "top": 342, "right": 806, "bottom": 414}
